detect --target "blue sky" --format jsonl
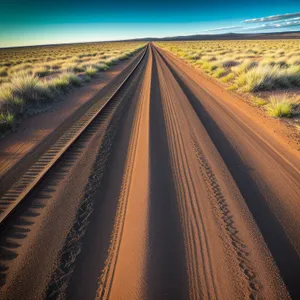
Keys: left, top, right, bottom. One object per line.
{"left": 0, "top": 0, "right": 299, "bottom": 47}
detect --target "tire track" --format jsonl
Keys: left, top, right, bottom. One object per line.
{"left": 44, "top": 50, "right": 148, "bottom": 299}
{"left": 155, "top": 51, "right": 219, "bottom": 300}
{"left": 156, "top": 45, "right": 293, "bottom": 299}
{"left": 190, "top": 131, "right": 262, "bottom": 299}
{"left": 96, "top": 48, "right": 152, "bottom": 300}
{"left": 147, "top": 51, "right": 189, "bottom": 299}
{"left": 153, "top": 46, "right": 288, "bottom": 299}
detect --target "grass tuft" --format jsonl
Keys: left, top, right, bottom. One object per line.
{"left": 10, "top": 72, "right": 40, "bottom": 104}
{"left": 221, "top": 73, "right": 235, "bottom": 83}
{"left": 227, "top": 84, "right": 238, "bottom": 91}
{"left": 33, "top": 66, "right": 50, "bottom": 77}
{"left": 85, "top": 66, "right": 97, "bottom": 77}
{"left": 47, "top": 72, "right": 71, "bottom": 91}
{"left": 0, "top": 112, "right": 15, "bottom": 132}
{"left": 254, "top": 98, "right": 268, "bottom": 106}
{"left": 266, "top": 95, "right": 292, "bottom": 117}
{"left": 213, "top": 68, "right": 226, "bottom": 78}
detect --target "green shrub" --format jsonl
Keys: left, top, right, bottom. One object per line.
{"left": 227, "top": 84, "right": 238, "bottom": 91}
{"left": 237, "top": 66, "right": 279, "bottom": 92}
{"left": 82, "top": 75, "right": 91, "bottom": 82}
{"left": 202, "top": 61, "right": 218, "bottom": 72}
{"left": 0, "top": 112, "right": 15, "bottom": 132}
{"left": 285, "top": 66, "right": 300, "bottom": 86}
{"left": 68, "top": 73, "right": 82, "bottom": 86}
{"left": 118, "top": 52, "right": 131, "bottom": 61}
{"left": 214, "top": 68, "right": 226, "bottom": 78}
{"left": 85, "top": 66, "right": 97, "bottom": 77}
{"left": 221, "top": 73, "right": 235, "bottom": 83}
{"left": 95, "top": 63, "right": 108, "bottom": 71}
{"left": 10, "top": 72, "right": 40, "bottom": 104}
{"left": 47, "top": 73, "right": 71, "bottom": 92}
{"left": 187, "top": 53, "right": 201, "bottom": 60}
{"left": 267, "top": 96, "right": 292, "bottom": 117}
{"left": 105, "top": 57, "right": 119, "bottom": 66}
{"left": 254, "top": 98, "right": 268, "bottom": 106}
{"left": 232, "top": 60, "right": 257, "bottom": 74}
{"left": 73, "top": 65, "right": 86, "bottom": 72}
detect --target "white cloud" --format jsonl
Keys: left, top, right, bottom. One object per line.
{"left": 243, "top": 12, "right": 300, "bottom": 23}
{"left": 202, "top": 25, "right": 243, "bottom": 32}
{"left": 242, "top": 20, "right": 300, "bottom": 31}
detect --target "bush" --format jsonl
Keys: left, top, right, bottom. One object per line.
{"left": 73, "top": 65, "right": 86, "bottom": 73}
{"left": 267, "top": 96, "right": 292, "bottom": 117}
{"left": 187, "top": 53, "right": 201, "bottom": 60}
{"left": 221, "top": 73, "right": 235, "bottom": 83}
{"left": 0, "top": 112, "right": 15, "bottom": 132}
{"left": 285, "top": 66, "right": 300, "bottom": 86}
{"left": 62, "top": 63, "right": 77, "bottom": 72}
{"left": 85, "top": 66, "right": 97, "bottom": 77}
{"left": 118, "top": 52, "right": 131, "bottom": 61}
{"left": 235, "top": 72, "right": 247, "bottom": 87}
{"left": 254, "top": 98, "right": 268, "bottom": 106}
{"left": 47, "top": 72, "right": 71, "bottom": 91}
{"left": 33, "top": 66, "right": 50, "bottom": 77}
{"left": 82, "top": 75, "right": 91, "bottom": 82}
{"left": 202, "top": 61, "right": 218, "bottom": 72}
{"left": 214, "top": 68, "right": 226, "bottom": 78}
{"left": 68, "top": 73, "right": 82, "bottom": 86}
{"left": 232, "top": 60, "right": 257, "bottom": 74}
{"left": 237, "top": 66, "right": 280, "bottom": 92}
{"left": 227, "top": 84, "right": 238, "bottom": 91}
{"left": 10, "top": 72, "right": 40, "bottom": 104}
{"left": 105, "top": 57, "right": 119, "bottom": 66}
{"left": 95, "top": 63, "right": 108, "bottom": 71}
{"left": 236, "top": 65, "right": 300, "bottom": 92}
{"left": 9, "top": 63, "right": 32, "bottom": 74}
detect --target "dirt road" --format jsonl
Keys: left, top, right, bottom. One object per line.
{"left": 0, "top": 44, "right": 299, "bottom": 299}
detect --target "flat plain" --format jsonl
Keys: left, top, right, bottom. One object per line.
{"left": 157, "top": 40, "right": 300, "bottom": 120}
{"left": 0, "top": 42, "right": 299, "bottom": 300}
{"left": 0, "top": 42, "right": 145, "bottom": 132}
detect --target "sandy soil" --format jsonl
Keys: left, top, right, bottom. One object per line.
{"left": 0, "top": 49, "right": 144, "bottom": 195}
{"left": 0, "top": 43, "right": 300, "bottom": 299}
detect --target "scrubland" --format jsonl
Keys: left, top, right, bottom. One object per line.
{"left": 156, "top": 40, "right": 300, "bottom": 119}
{"left": 0, "top": 42, "right": 145, "bottom": 133}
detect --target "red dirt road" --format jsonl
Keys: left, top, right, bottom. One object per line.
{"left": 0, "top": 44, "right": 299, "bottom": 299}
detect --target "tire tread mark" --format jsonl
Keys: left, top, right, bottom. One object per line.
{"left": 45, "top": 54, "right": 147, "bottom": 299}
{"left": 155, "top": 51, "right": 218, "bottom": 300}
{"left": 96, "top": 52, "right": 151, "bottom": 300}
{"left": 190, "top": 130, "right": 262, "bottom": 300}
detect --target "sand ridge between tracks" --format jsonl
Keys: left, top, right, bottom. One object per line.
{"left": 97, "top": 48, "right": 152, "bottom": 300}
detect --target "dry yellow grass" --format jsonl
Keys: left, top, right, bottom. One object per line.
{"left": 156, "top": 40, "right": 300, "bottom": 118}
{"left": 0, "top": 41, "right": 145, "bottom": 133}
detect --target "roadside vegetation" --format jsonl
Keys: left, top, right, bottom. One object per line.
{"left": 0, "top": 42, "right": 145, "bottom": 134}
{"left": 156, "top": 40, "right": 300, "bottom": 120}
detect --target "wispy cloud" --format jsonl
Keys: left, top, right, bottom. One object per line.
{"left": 242, "top": 20, "right": 300, "bottom": 31}
{"left": 243, "top": 12, "right": 300, "bottom": 23}
{"left": 197, "top": 12, "right": 300, "bottom": 35}
{"left": 202, "top": 25, "right": 243, "bottom": 32}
